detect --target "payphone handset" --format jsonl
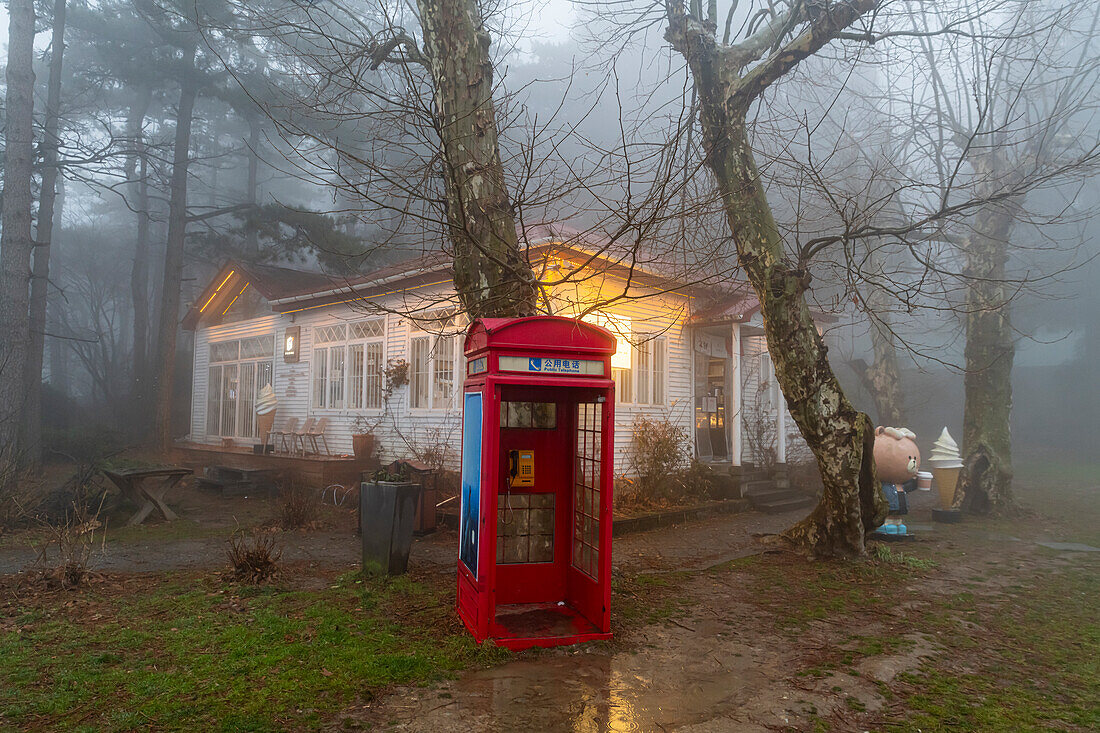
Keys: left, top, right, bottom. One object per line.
{"left": 503, "top": 449, "right": 534, "bottom": 527}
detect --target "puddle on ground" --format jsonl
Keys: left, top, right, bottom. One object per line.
{"left": 372, "top": 618, "right": 787, "bottom": 732}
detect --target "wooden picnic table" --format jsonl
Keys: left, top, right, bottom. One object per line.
{"left": 101, "top": 466, "right": 192, "bottom": 526}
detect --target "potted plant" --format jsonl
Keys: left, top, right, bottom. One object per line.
{"left": 350, "top": 416, "right": 379, "bottom": 468}
{"left": 360, "top": 469, "right": 420, "bottom": 575}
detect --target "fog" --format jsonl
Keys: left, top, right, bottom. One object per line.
{"left": 0, "top": 0, "right": 1097, "bottom": 466}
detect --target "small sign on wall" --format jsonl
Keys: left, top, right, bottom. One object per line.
{"left": 283, "top": 326, "right": 300, "bottom": 363}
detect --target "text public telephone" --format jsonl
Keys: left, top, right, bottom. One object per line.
{"left": 508, "top": 449, "right": 535, "bottom": 487}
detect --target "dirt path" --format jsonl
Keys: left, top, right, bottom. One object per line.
{"left": 0, "top": 483, "right": 792, "bottom": 577}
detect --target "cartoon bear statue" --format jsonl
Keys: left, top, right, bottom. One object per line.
{"left": 872, "top": 426, "right": 921, "bottom": 536}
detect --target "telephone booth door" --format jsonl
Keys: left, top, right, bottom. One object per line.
{"left": 457, "top": 317, "right": 616, "bottom": 650}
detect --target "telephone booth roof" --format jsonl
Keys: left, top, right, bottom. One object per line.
{"left": 464, "top": 316, "right": 617, "bottom": 360}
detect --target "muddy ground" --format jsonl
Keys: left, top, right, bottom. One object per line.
{"left": 349, "top": 489, "right": 1098, "bottom": 732}
{"left": 2, "top": 470, "right": 1096, "bottom": 732}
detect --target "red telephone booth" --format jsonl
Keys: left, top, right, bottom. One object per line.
{"left": 457, "top": 316, "right": 616, "bottom": 650}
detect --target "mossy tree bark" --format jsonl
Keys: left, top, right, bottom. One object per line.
{"left": 958, "top": 156, "right": 1016, "bottom": 514}
{"left": 26, "top": 0, "right": 69, "bottom": 464}
{"left": 666, "top": 1, "right": 886, "bottom": 557}
{"left": 416, "top": 0, "right": 538, "bottom": 319}
{"left": 0, "top": 0, "right": 37, "bottom": 471}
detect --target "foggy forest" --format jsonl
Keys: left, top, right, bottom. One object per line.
{"left": 0, "top": 0, "right": 1097, "bottom": 730}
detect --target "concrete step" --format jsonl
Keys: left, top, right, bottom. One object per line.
{"left": 740, "top": 480, "right": 777, "bottom": 496}
{"left": 746, "top": 488, "right": 796, "bottom": 505}
{"left": 753, "top": 495, "right": 816, "bottom": 514}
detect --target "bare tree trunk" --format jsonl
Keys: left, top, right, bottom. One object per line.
{"left": 25, "top": 0, "right": 68, "bottom": 464}
{"left": 246, "top": 117, "right": 260, "bottom": 256}
{"left": 126, "top": 86, "right": 153, "bottom": 430}
{"left": 666, "top": 2, "right": 885, "bottom": 556}
{"left": 722, "top": 119, "right": 884, "bottom": 556}
{"left": 958, "top": 193, "right": 1016, "bottom": 514}
{"left": 0, "top": 0, "right": 37, "bottom": 469}
{"left": 153, "top": 61, "right": 198, "bottom": 452}
{"left": 416, "top": 0, "right": 537, "bottom": 319}
{"left": 858, "top": 277, "right": 906, "bottom": 427}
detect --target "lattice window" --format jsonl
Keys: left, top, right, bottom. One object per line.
{"left": 409, "top": 307, "right": 467, "bottom": 333}
{"left": 314, "top": 324, "right": 346, "bottom": 344}
{"left": 239, "top": 335, "right": 273, "bottom": 359}
{"left": 350, "top": 319, "right": 385, "bottom": 339}
{"left": 210, "top": 341, "right": 239, "bottom": 363}
{"left": 573, "top": 402, "right": 602, "bottom": 579}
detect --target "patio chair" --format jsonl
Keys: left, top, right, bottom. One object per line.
{"left": 292, "top": 417, "right": 315, "bottom": 456}
{"left": 271, "top": 417, "right": 299, "bottom": 454}
{"left": 304, "top": 417, "right": 330, "bottom": 456}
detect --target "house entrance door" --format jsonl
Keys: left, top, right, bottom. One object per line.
{"left": 693, "top": 328, "right": 732, "bottom": 461}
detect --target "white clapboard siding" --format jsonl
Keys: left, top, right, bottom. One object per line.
{"left": 191, "top": 280, "right": 700, "bottom": 477}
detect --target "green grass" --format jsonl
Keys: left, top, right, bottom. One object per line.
{"left": 739, "top": 553, "right": 927, "bottom": 633}
{"left": 612, "top": 570, "right": 694, "bottom": 627}
{"left": 0, "top": 571, "right": 507, "bottom": 731}
{"left": 887, "top": 568, "right": 1100, "bottom": 732}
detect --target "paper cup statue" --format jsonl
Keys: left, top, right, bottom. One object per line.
{"left": 873, "top": 426, "right": 921, "bottom": 536}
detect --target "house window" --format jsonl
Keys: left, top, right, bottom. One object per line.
{"left": 409, "top": 309, "right": 465, "bottom": 411}
{"left": 410, "top": 334, "right": 459, "bottom": 410}
{"left": 629, "top": 335, "right": 667, "bottom": 406}
{"left": 613, "top": 367, "right": 632, "bottom": 403}
{"left": 206, "top": 335, "right": 274, "bottom": 439}
{"left": 312, "top": 319, "right": 385, "bottom": 410}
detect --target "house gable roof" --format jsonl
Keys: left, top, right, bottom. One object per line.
{"left": 182, "top": 261, "right": 344, "bottom": 330}
{"left": 183, "top": 235, "right": 761, "bottom": 330}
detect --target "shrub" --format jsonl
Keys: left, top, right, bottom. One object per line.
{"left": 22, "top": 464, "right": 107, "bottom": 590}
{"left": 673, "top": 459, "right": 718, "bottom": 501}
{"left": 227, "top": 530, "right": 281, "bottom": 583}
{"left": 278, "top": 480, "right": 318, "bottom": 530}
{"left": 629, "top": 415, "right": 690, "bottom": 503}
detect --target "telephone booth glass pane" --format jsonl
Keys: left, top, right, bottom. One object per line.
{"left": 573, "top": 402, "right": 602, "bottom": 579}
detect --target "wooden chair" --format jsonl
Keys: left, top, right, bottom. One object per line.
{"left": 292, "top": 417, "right": 315, "bottom": 456}
{"left": 271, "top": 417, "right": 299, "bottom": 454}
{"left": 304, "top": 417, "right": 330, "bottom": 455}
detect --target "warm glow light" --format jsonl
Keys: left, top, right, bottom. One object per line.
{"left": 198, "top": 269, "right": 236, "bottom": 313}
{"left": 582, "top": 311, "right": 632, "bottom": 369}
{"left": 221, "top": 283, "right": 250, "bottom": 315}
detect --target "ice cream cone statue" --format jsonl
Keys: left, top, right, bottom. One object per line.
{"left": 927, "top": 427, "right": 963, "bottom": 510}
{"left": 255, "top": 384, "right": 277, "bottom": 447}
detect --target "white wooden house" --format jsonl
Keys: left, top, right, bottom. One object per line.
{"left": 180, "top": 241, "right": 810, "bottom": 476}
